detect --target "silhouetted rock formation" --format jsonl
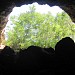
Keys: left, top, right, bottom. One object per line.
{"left": 0, "top": 46, "right": 15, "bottom": 75}
{"left": 0, "top": 37, "right": 75, "bottom": 75}
{"left": 55, "top": 37, "right": 75, "bottom": 74}
{"left": 16, "top": 46, "right": 54, "bottom": 75}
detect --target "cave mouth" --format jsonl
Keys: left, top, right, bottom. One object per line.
{"left": 3, "top": 2, "right": 75, "bottom": 50}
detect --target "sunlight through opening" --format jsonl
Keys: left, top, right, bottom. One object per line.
{"left": 4, "top": 2, "right": 75, "bottom": 50}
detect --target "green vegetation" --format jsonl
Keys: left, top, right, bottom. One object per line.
{"left": 5, "top": 5, "right": 75, "bottom": 50}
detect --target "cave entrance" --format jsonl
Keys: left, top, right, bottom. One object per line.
{"left": 2, "top": 2, "right": 75, "bottom": 50}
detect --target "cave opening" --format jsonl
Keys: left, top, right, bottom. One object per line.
{"left": 1, "top": 2, "right": 75, "bottom": 50}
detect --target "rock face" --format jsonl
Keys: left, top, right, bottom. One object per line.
{"left": 0, "top": 0, "right": 75, "bottom": 44}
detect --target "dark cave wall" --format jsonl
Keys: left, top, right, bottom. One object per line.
{"left": 0, "top": 0, "right": 75, "bottom": 44}
{"left": 0, "top": 0, "right": 75, "bottom": 16}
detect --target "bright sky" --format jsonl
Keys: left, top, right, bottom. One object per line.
{"left": 5, "top": 2, "right": 64, "bottom": 40}
{"left": 10, "top": 2, "right": 63, "bottom": 17}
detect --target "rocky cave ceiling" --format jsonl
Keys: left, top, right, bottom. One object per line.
{"left": 0, "top": 0, "right": 75, "bottom": 44}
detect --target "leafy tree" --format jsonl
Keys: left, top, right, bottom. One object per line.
{"left": 6, "top": 5, "right": 75, "bottom": 50}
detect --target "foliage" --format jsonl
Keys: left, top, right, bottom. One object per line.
{"left": 6, "top": 5, "right": 75, "bottom": 50}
